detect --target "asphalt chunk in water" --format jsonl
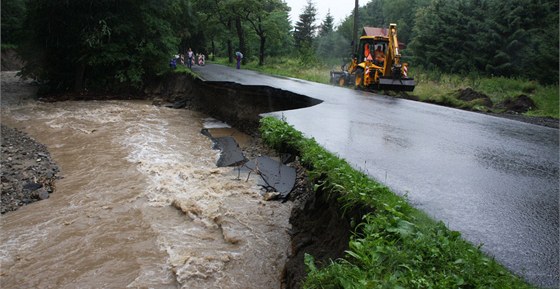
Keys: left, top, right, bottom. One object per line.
{"left": 202, "top": 129, "right": 247, "bottom": 167}
{"left": 214, "top": 136, "right": 247, "bottom": 167}
{"left": 242, "top": 156, "right": 296, "bottom": 199}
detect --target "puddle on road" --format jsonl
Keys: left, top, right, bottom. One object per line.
{"left": 0, "top": 99, "right": 292, "bottom": 289}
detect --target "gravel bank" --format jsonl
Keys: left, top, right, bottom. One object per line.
{"left": 1, "top": 125, "right": 60, "bottom": 214}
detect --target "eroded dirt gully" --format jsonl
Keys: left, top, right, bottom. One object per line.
{"left": 1, "top": 71, "right": 354, "bottom": 289}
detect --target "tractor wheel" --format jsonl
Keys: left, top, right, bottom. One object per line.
{"left": 354, "top": 67, "right": 364, "bottom": 89}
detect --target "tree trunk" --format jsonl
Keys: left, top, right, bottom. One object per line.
{"left": 227, "top": 19, "right": 233, "bottom": 63}
{"left": 227, "top": 39, "right": 233, "bottom": 63}
{"left": 259, "top": 34, "right": 265, "bottom": 66}
{"left": 211, "top": 39, "right": 216, "bottom": 61}
{"left": 235, "top": 16, "right": 246, "bottom": 64}
{"left": 353, "top": 0, "right": 359, "bottom": 54}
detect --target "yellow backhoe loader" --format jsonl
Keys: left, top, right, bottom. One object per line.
{"left": 330, "top": 24, "right": 415, "bottom": 92}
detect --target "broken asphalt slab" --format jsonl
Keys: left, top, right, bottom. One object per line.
{"left": 202, "top": 129, "right": 247, "bottom": 167}
{"left": 201, "top": 129, "right": 296, "bottom": 199}
{"left": 242, "top": 156, "right": 296, "bottom": 199}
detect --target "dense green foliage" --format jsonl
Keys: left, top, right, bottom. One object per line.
{"left": 410, "top": 0, "right": 559, "bottom": 84}
{"left": 1, "top": 0, "right": 27, "bottom": 46}
{"left": 260, "top": 116, "right": 536, "bottom": 289}
{"left": 18, "top": 0, "right": 191, "bottom": 92}
{"left": 7, "top": 0, "right": 558, "bottom": 93}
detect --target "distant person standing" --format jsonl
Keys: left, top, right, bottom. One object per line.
{"left": 235, "top": 51, "right": 243, "bottom": 69}
{"left": 187, "top": 48, "right": 194, "bottom": 69}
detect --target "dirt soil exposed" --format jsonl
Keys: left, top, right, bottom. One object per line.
{"left": 458, "top": 87, "right": 493, "bottom": 107}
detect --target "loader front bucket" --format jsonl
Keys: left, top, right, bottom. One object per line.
{"left": 330, "top": 71, "right": 353, "bottom": 87}
{"left": 378, "top": 77, "right": 416, "bottom": 92}
{"left": 330, "top": 71, "right": 345, "bottom": 85}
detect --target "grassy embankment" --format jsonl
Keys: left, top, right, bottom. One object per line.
{"left": 260, "top": 116, "right": 537, "bottom": 288}
{"left": 214, "top": 57, "right": 559, "bottom": 119}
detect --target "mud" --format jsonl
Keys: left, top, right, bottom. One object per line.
{"left": 495, "top": 94, "right": 536, "bottom": 113}
{"left": 458, "top": 87, "right": 493, "bottom": 107}
{"left": 283, "top": 179, "right": 363, "bottom": 289}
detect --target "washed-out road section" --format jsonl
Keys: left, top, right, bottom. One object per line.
{"left": 193, "top": 64, "right": 559, "bottom": 288}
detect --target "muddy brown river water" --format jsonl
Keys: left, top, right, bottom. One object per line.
{"left": 0, "top": 77, "right": 292, "bottom": 288}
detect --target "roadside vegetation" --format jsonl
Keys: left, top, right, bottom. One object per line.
{"left": 260, "top": 116, "right": 537, "bottom": 289}
{"left": 215, "top": 57, "right": 559, "bottom": 119}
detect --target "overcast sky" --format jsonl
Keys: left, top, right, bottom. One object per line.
{"left": 283, "top": 0, "right": 356, "bottom": 28}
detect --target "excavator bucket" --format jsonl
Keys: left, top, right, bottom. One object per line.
{"left": 378, "top": 77, "right": 416, "bottom": 92}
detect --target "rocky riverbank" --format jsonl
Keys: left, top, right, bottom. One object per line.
{"left": 1, "top": 125, "right": 60, "bottom": 214}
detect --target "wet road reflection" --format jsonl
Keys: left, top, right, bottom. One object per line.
{"left": 195, "top": 64, "right": 559, "bottom": 288}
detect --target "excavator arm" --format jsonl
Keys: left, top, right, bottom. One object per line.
{"left": 377, "top": 23, "right": 415, "bottom": 91}
{"left": 383, "top": 24, "right": 400, "bottom": 77}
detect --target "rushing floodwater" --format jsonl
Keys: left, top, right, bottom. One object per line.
{"left": 0, "top": 93, "right": 292, "bottom": 288}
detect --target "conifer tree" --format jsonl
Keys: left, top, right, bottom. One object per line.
{"left": 293, "top": 0, "right": 317, "bottom": 50}
{"left": 318, "top": 10, "right": 334, "bottom": 37}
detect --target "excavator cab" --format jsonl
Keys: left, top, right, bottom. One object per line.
{"left": 357, "top": 37, "right": 386, "bottom": 64}
{"left": 330, "top": 24, "right": 415, "bottom": 92}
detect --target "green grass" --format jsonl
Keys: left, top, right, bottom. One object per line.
{"left": 260, "top": 116, "right": 537, "bottom": 289}
{"left": 213, "top": 56, "right": 332, "bottom": 84}
{"left": 412, "top": 68, "right": 559, "bottom": 118}
{"left": 211, "top": 57, "right": 559, "bottom": 119}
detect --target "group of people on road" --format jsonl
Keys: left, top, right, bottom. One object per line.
{"left": 169, "top": 48, "right": 205, "bottom": 69}
{"left": 169, "top": 47, "right": 244, "bottom": 70}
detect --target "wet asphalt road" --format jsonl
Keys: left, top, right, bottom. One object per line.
{"left": 192, "top": 64, "right": 559, "bottom": 288}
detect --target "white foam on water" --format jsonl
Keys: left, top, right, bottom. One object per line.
{"left": 203, "top": 117, "right": 231, "bottom": 129}
{"left": 1, "top": 99, "right": 292, "bottom": 289}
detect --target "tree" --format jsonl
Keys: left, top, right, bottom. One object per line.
{"left": 315, "top": 11, "right": 349, "bottom": 62}
{"left": 241, "top": 0, "right": 291, "bottom": 65}
{"left": 410, "top": 0, "right": 558, "bottom": 84}
{"left": 1, "top": 0, "right": 26, "bottom": 46}
{"left": 293, "top": 0, "right": 317, "bottom": 51}
{"left": 318, "top": 10, "right": 335, "bottom": 37}
{"left": 196, "top": 0, "right": 238, "bottom": 63}
{"left": 18, "top": 0, "right": 189, "bottom": 93}
{"left": 360, "top": 0, "right": 385, "bottom": 29}
{"left": 262, "top": 8, "right": 294, "bottom": 57}
{"left": 521, "top": 0, "right": 559, "bottom": 84}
